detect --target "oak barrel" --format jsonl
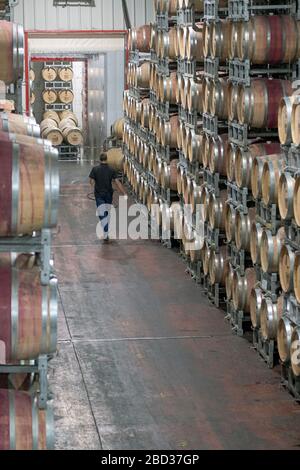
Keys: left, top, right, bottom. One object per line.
{"left": 58, "top": 66, "right": 73, "bottom": 82}
{"left": 41, "top": 67, "right": 57, "bottom": 82}
{"left": 277, "top": 317, "right": 294, "bottom": 364}
{"left": 0, "top": 137, "right": 59, "bottom": 236}
{"left": 260, "top": 227, "right": 286, "bottom": 274}
{"left": 209, "top": 246, "right": 229, "bottom": 286}
{"left": 41, "top": 119, "right": 63, "bottom": 147}
{"left": 42, "top": 89, "right": 58, "bottom": 104}
{"left": 278, "top": 172, "right": 295, "bottom": 220}
{"left": 112, "top": 118, "right": 125, "bottom": 140}
{"left": 43, "top": 110, "right": 60, "bottom": 125}
{"left": 238, "top": 16, "right": 300, "bottom": 64}
{"left": 0, "top": 390, "right": 54, "bottom": 450}
{"left": 238, "top": 79, "right": 293, "bottom": 128}
{"left": 0, "top": 253, "right": 57, "bottom": 362}
{"left": 279, "top": 244, "right": 295, "bottom": 294}
{"left": 261, "top": 155, "right": 285, "bottom": 205}
{"left": 58, "top": 89, "right": 74, "bottom": 104}
{"left": 0, "top": 113, "right": 40, "bottom": 138}
{"left": 250, "top": 288, "right": 263, "bottom": 329}
{"left": 294, "top": 253, "right": 300, "bottom": 305}
{"left": 59, "top": 110, "right": 78, "bottom": 125}
{"left": 235, "top": 207, "right": 256, "bottom": 252}
{"left": 291, "top": 328, "right": 300, "bottom": 377}
{"left": 59, "top": 120, "right": 83, "bottom": 146}
{"left": 293, "top": 175, "right": 300, "bottom": 226}
{"left": 250, "top": 222, "right": 263, "bottom": 265}
{"left": 232, "top": 268, "right": 257, "bottom": 313}
{"left": 0, "top": 21, "right": 24, "bottom": 84}
{"left": 107, "top": 148, "right": 124, "bottom": 172}
{"left": 129, "top": 25, "right": 151, "bottom": 53}
{"left": 210, "top": 20, "right": 230, "bottom": 62}
{"left": 278, "top": 92, "right": 300, "bottom": 145}
{"left": 235, "top": 143, "right": 281, "bottom": 189}
{"left": 260, "top": 296, "right": 284, "bottom": 341}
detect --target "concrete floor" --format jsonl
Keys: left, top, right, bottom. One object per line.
{"left": 51, "top": 161, "right": 300, "bottom": 450}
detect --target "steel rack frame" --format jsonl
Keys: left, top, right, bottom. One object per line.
{"left": 44, "top": 61, "right": 72, "bottom": 67}
{"left": 179, "top": 151, "right": 202, "bottom": 182}
{"left": 288, "top": 145, "right": 300, "bottom": 168}
{"left": 227, "top": 181, "right": 252, "bottom": 213}
{"left": 229, "top": 121, "right": 278, "bottom": 147}
{"left": 281, "top": 363, "right": 300, "bottom": 402}
{"left": 0, "top": 229, "right": 52, "bottom": 286}
{"left": 6, "top": 78, "right": 23, "bottom": 114}
{"left": 156, "top": 13, "right": 177, "bottom": 31}
{"left": 226, "top": 300, "right": 252, "bottom": 337}
{"left": 129, "top": 50, "right": 151, "bottom": 65}
{"left": 256, "top": 269, "right": 281, "bottom": 300}
{"left": 285, "top": 221, "right": 300, "bottom": 248}
{"left": 203, "top": 113, "right": 228, "bottom": 137}
{"left": 203, "top": 168, "right": 227, "bottom": 196}
{"left": 284, "top": 295, "right": 300, "bottom": 327}
{"left": 186, "top": 260, "right": 202, "bottom": 284}
{"left": 252, "top": 329, "right": 278, "bottom": 369}
{"left": 229, "top": 59, "right": 292, "bottom": 87}
{"left": 229, "top": 245, "right": 252, "bottom": 276}
{"left": 45, "top": 81, "right": 73, "bottom": 90}
{"left": 178, "top": 105, "right": 201, "bottom": 129}
{"left": 177, "top": 8, "right": 194, "bottom": 27}
{"left": 228, "top": 0, "right": 296, "bottom": 21}
{"left": 45, "top": 103, "right": 72, "bottom": 111}
{"left": 204, "top": 0, "right": 229, "bottom": 20}
{"left": 203, "top": 277, "right": 226, "bottom": 309}
{"left": 0, "top": 356, "right": 49, "bottom": 410}
{"left": 255, "top": 200, "right": 282, "bottom": 236}
{"left": 128, "top": 86, "right": 150, "bottom": 101}
{"left": 206, "top": 224, "right": 227, "bottom": 252}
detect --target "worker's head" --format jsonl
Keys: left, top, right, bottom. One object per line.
{"left": 100, "top": 153, "right": 108, "bottom": 164}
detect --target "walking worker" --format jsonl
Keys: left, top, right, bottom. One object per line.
{"left": 89, "top": 153, "right": 117, "bottom": 242}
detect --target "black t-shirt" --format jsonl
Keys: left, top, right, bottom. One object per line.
{"left": 89, "top": 164, "right": 117, "bottom": 197}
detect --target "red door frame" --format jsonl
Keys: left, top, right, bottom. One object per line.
{"left": 24, "top": 29, "right": 128, "bottom": 116}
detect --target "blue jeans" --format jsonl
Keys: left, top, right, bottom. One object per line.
{"left": 96, "top": 193, "right": 113, "bottom": 236}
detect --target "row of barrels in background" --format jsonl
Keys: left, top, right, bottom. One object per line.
{"left": 129, "top": 15, "right": 300, "bottom": 66}
{"left": 41, "top": 66, "right": 74, "bottom": 83}
{"left": 125, "top": 3, "right": 300, "bottom": 388}
{"left": 42, "top": 88, "right": 74, "bottom": 105}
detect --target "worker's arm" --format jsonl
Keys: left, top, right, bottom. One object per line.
{"left": 90, "top": 178, "right": 95, "bottom": 188}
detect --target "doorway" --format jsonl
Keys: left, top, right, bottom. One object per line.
{"left": 24, "top": 30, "right": 127, "bottom": 161}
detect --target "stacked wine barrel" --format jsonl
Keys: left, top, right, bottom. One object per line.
{"left": 42, "top": 65, "right": 74, "bottom": 105}
{"left": 0, "top": 21, "right": 57, "bottom": 450}
{"left": 124, "top": 12, "right": 185, "bottom": 235}
{"left": 277, "top": 89, "right": 300, "bottom": 390}
{"left": 201, "top": 4, "right": 231, "bottom": 307}
{"left": 224, "top": 9, "right": 299, "bottom": 352}
{"left": 123, "top": 0, "right": 300, "bottom": 399}
{"left": 0, "top": 113, "right": 58, "bottom": 449}
{"left": 40, "top": 110, "right": 83, "bottom": 147}
{"left": 123, "top": 24, "right": 152, "bottom": 208}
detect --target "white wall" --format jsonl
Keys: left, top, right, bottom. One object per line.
{"left": 72, "top": 61, "right": 83, "bottom": 128}
{"left": 12, "top": 0, "right": 155, "bottom": 30}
